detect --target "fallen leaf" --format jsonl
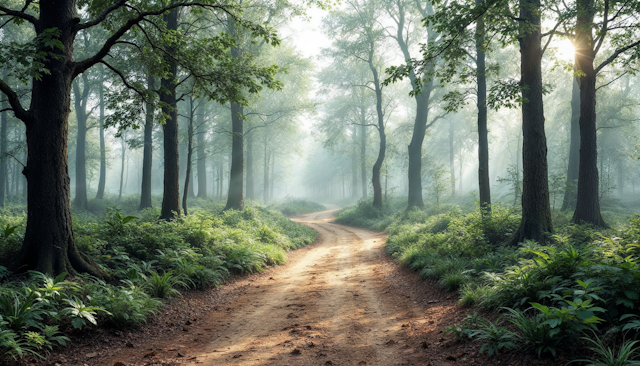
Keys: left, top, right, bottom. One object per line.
{"left": 143, "top": 351, "right": 156, "bottom": 358}
{"left": 86, "top": 352, "right": 98, "bottom": 358}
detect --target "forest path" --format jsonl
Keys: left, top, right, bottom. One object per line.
{"left": 100, "top": 209, "right": 456, "bottom": 366}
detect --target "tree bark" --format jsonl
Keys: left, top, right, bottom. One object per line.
{"left": 159, "top": 9, "right": 181, "bottom": 220}
{"left": 183, "top": 98, "right": 194, "bottom": 215}
{"left": 561, "top": 77, "right": 580, "bottom": 211}
{"left": 0, "top": 70, "right": 7, "bottom": 207}
{"left": 449, "top": 120, "right": 456, "bottom": 198}
{"left": 196, "top": 101, "right": 207, "bottom": 198}
{"left": 140, "top": 74, "right": 155, "bottom": 209}
{"left": 263, "top": 132, "right": 270, "bottom": 202}
{"left": 511, "top": 0, "right": 553, "bottom": 244}
{"left": 72, "top": 76, "right": 90, "bottom": 210}
{"left": 119, "top": 134, "right": 125, "bottom": 200}
{"left": 360, "top": 109, "right": 367, "bottom": 199}
{"left": 571, "top": 0, "right": 607, "bottom": 227}
{"left": 351, "top": 125, "right": 359, "bottom": 198}
{"left": 95, "top": 79, "right": 106, "bottom": 199}
{"left": 476, "top": 0, "right": 491, "bottom": 212}
{"left": 246, "top": 126, "right": 255, "bottom": 200}
{"left": 14, "top": 0, "right": 103, "bottom": 277}
{"left": 369, "top": 59, "right": 386, "bottom": 209}
{"left": 225, "top": 17, "right": 244, "bottom": 211}
{"left": 225, "top": 102, "right": 244, "bottom": 210}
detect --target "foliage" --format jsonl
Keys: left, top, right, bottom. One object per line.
{"left": 0, "top": 201, "right": 317, "bottom": 361}
{"left": 273, "top": 197, "right": 326, "bottom": 216}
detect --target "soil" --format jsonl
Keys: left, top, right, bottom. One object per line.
{"left": 27, "top": 209, "right": 569, "bottom": 366}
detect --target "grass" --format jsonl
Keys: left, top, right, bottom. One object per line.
{"left": 336, "top": 195, "right": 640, "bottom": 362}
{"left": 0, "top": 196, "right": 317, "bottom": 361}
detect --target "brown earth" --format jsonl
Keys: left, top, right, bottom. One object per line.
{"left": 28, "top": 209, "right": 569, "bottom": 366}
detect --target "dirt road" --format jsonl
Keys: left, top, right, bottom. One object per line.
{"left": 99, "top": 209, "right": 460, "bottom": 366}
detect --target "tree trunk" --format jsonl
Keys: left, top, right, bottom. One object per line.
{"left": 72, "top": 76, "right": 90, "bottom": 210}
{"left": 561, "top": 77, "right": 580, "bottom": 211}
{"left": 14, "top": 0, "right": 103, "bottom": 277}
{"left": 351, "top": 125, "right": 359, "bottom": 198}
{"left": 449, "top": 119, "right": 456, "bottom": 198}
{"left": 224, "top": 17, "right": 244, "bottom": 211}
{"left": 95, "top": 79, "right": 106, "bottom": 199}
{"left": 571, "top": 0, "right": 607, "bottom": 227}
{"left": 270, "top": 151, "right": 275, "bottom": 199}
{"left": 263, "top": 133, "right": 270, "bottom": 202}
{"left": 514, "top": 130, "right": 522, "bottom": 206}
{"left": 159, "top": 10, "right": 181, "bottom": 220}
{"left": 140, "top": 74, "right": 155, "bottom": 209}
{"left": 392, "top": 3, "right": 435, "bottom": 210}
{"left": 119, "top": 134, "right": 125, "bottom": 200}
{"left": 225, "top": 102, "right": 244, "bottom": 210}
{"left": 246, "top": 126, "right": 255, "bottom": 200}
{"left": 196, "top": 101, "right": 207, "bottom": 198}
{"left": 476, "top": 1, "right": 491, "bottom": 212}
{"left": 617, "top": 158, "right": 624, "bottom": 196}
{"left": 183, "top": 99, "right": 194, "bottom": 215}
{"left": 369, "top": 60, "right": 386, "bottom": 209}
{"left": 360, "top": 110, "right": 367, "bottom": 199}
{"left": 0, "top": 70, "right": 7, "bottom": 207}
{"left": 511, "top": 0, "right": 553, "bottom": 244}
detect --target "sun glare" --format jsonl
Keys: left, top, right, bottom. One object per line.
{"left": 555, "top": 39, "right": 575, "bottom": 62}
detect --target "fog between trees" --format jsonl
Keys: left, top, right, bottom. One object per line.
{"left": 0, "top": 0, "right": 639, "bottom": 276}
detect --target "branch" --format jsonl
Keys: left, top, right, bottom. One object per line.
{"left": 595, "top": 38, "right": 640, "bottom": 74}
{"left": 73, "top": 2, "right": 234, "bottom": 76}
{"left": 594, "top": 0, "right": 610, "bottom": 56}
{"left": 100, "top": 61, "right": 152, "bottom": 104}
{"left": 75, "top": 0, "right": 127, "bottom": 31}
{"left": 595, "top": 71, "right": 628, "bottom": 91}
{"left": 0, "top": 78, "right": 30, "bottom": 124}
{"left": 0, "top": 5, "right": 38, "bottom": 25}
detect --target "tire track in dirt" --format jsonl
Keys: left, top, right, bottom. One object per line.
{"left": 99, "top": 209, "right": 453, "bottom": 366}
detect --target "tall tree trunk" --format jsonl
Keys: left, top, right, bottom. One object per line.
{"left": 476, "top": 0, "right": 491, "bottom": 212}
{"left": 360, "top": 110, "right": 367, "bottom": 199}
{"left": 393, "top": 2, "right": 435, "bottom": 210}
{"left": 225, "top": 18, "right": 244, "bottom": 211}
{"left": 0, "top": 70, "right": 7, "bottom": 207}
{"left": 72, "top": 77, "right": 89, "bottom": 210}
{"left": 369, "top": 60, "right": 386, "bottom": 209}
{"left": 351, "top": 125, "right": 359, "bottom": 198}
{"left": 183, "top": 99, "right": 194, "bottom": 215}
{"left": 119, "top": 134, "right": 125, "bottom": 200}
{"left": 263, "top": 133, "right": 270, "bottom": 202}
{"left": 270, "top": 151, "right": 275, "bottom": 199}
{"left": 15, "top": 0, "right": 103, "bottom": 277}
{"left": 511, "top": 0, "right": 553, "bottom": 244}
{"left": 226, "top": 102, "right": 244, "bottom": 210}
{"left": 561, "top": 77, "right": 580, "bottom": 211}
{"left": 196, "top": 102, "right": 207, "bottom": 198}
{"left": 246, "top": 127, "right": 255, "bottom": 200}
{"left": 140, "top": 74, "right": 155, "bottom": 209}
{"left": 95, "top": 79, "right": 106, "bottom": 199}
{"left": 571, "top": 0, "right": 607, "bottom": 227}
{"left": 514, "top": 130, "right": 522, "bottom": 206}
{"left": 160, "top": 10, "right": 181, "bottom": 220}
{"left": 617, "top": 158, "right": 624, "bottom": 196}
{"left": 449, "top": 120, "right": 456, "bottom": 198}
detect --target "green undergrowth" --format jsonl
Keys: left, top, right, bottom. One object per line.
{"left": 338, "top": 198, "right": 640, "bottom": 362}
{"left": 271, "top": 197, "right": 326, "bottom": 216}
{"left": 0, "top": 201, "right": 316, "bottom": 361}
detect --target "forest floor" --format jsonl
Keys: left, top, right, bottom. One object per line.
{"left": 40, "top": 209, "right": 567, "bottom": 366}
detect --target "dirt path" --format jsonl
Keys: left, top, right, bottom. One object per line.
{"left": 98, "top": 209, "right": 460, "bottom": 366}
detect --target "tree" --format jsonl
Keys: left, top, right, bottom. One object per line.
{"left": 568, "top": 0, "right": 640, "bottom": 227}
{"left": 0, "top": 1, "right": 279, "bottom": 276}
{"left": 140, "top": 73, "right": 155, "bottom": 209}
{"left": 324, "top": 0, "right": 390, "bottom": 209}
{"left": 384, "top": 0, "right": 445, "bottom": 209}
